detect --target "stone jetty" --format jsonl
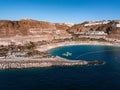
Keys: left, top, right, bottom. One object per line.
{"left": 0, "top": 57, "right": 104, "bottom": 70}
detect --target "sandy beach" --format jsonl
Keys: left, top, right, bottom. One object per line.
{"left": 36, "top": 41, "right": 116, "bottom": 52}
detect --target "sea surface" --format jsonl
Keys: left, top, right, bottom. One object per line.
{"left": 0, "top": 45, "right": 120, "bottom": 90}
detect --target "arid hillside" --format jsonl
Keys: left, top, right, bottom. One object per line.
{"left": 55, "top": 23, "right": 70, "bottom": 30}
{"left": 0, "top": 19, "right": 73, "bottom": 45}
{"left": 68, "top": 20, "right": 120, "bottom": 39}
{"left": 0, "top": 19, "right": 71, "bottom": 37}
{"left": 0, "top": 19, "right": 120, "bottom": 39}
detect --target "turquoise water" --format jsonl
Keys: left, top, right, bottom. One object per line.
{"left": 48, "top": 45, "right": 120, "bottom": 61}
{"left": 0, "top": 45, "right": 120, "bottom": 90}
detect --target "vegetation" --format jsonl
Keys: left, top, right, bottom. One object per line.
{"left": 25, "top": 41, "right": 36, "bottom": 50}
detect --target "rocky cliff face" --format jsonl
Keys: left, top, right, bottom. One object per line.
{"left": 55, "top": 23, "right": 70, "bottom": 30}
{"left": 0, "top": 19, "right": 71, "bottom": 37}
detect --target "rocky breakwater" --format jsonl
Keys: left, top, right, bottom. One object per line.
{"left": 87, "top": 60, "right": 105, "bottom": 65}
{"left": 0, "top": 57, "right": 105, "bottom": 70}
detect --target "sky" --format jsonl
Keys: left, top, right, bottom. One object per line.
{"left": 0, "top": 0, "right": 120, "bottom": 23}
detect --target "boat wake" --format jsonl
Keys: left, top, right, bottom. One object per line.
{"left": 76, "top": 49, "right": 120, "bottom": 59}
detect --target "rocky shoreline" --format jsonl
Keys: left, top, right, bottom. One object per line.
{"left": 0, "top": 57, "right": 105, "bottom": 70}
{"left": 0, "top": 41, "right": 114, "bottom": 70}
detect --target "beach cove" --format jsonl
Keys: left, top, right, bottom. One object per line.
{"left": 0, "top": 42, "right": 120, "bottom": 90}
{"left": 0, "top": 41, "right": 118, "bottom": 70}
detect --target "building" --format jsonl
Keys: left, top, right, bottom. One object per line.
{"left": 115, "top": 24, "right": 120, "bottom": 27}
{"left": 63, "top": 23, "right": 74, "bottom": 27}
{"left": 85, "top": 31, "right": 107, "bottom": 35}
{"left": 113, "top": 20, "right": 120, "bottom": 27}
{"left": 84, "top": 21, "right": 110, "bottom": 27}
{"left": 74, "top": 30, "right": 107, "bottom": 36}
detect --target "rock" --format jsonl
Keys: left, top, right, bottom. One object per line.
{"left": 87, "top": 60, "right": 105, "bottom": 65}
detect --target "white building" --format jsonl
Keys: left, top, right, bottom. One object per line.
{"left": 63, "top": 23, "right": 74, "bottom": 27}
{"left": 84, "top": 21, "right": 110, "bottom": 26}
{"left": 115, "top": 24, "right": 120, "bottom": 27}
{"left": 85, "top": 31, "right": 107, "bottom": 35}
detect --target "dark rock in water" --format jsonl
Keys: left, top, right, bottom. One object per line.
{"left": 87, "top": 60, "right": 105, "bottom": 65}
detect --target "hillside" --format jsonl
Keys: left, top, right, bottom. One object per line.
{"left": 0, "top": 19, "right": 120, "bottom": 40}
{"left": 0, "top": 19, "right": 71, "bottom": 37}
{"left": 68, "top": 20, "right": 120, "bottom": 39}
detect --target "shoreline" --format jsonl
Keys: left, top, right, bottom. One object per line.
{"left": 36, "top": 41, "right": 118, "bottom": 52}
{"left": 0, "top": 57, "right": 105, "bottom": 70}
{"left": 0, "top": 41, "right": 118, "bottom": 70}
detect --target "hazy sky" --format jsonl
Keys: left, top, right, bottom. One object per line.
{"left": 0, "top": 0, "right": 120, "bottom": 23}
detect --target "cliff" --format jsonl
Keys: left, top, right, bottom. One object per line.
{"left": 0, "top": 19, "right": 71, "bottom": 37}
{"left": 55, "top": 23, "right": 70, "bottom": 30}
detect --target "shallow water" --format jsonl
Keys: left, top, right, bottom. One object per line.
{"left": 0, "top": 45, "right": 120, "bottom": 90}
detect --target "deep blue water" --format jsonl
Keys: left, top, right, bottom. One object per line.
{"left": 0, "top": 45, "right": 120, "bottom": 90}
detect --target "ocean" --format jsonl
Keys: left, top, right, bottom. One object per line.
{"left": 0, "top": 45, "right": 120, "bottom": 90}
